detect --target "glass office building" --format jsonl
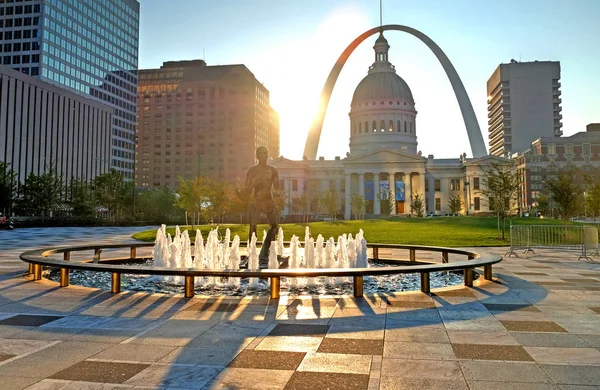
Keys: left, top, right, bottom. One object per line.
{"left": 0, "top": 0, "right": 139, "bottom": 179}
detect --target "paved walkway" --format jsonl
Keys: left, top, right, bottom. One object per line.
{"left": 0, "top": 228, "right": 599, "bottom": 389}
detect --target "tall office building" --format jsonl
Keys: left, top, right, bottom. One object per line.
{"left": 0, "top": 0, "right": 140, "bottom": 179}
{"left": 487, "top": 60, "right": 562, "bottom": 158}
{"left": 136, "top": 60, "right": 280, "bottom": 189}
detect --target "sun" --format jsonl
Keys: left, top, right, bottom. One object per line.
{"left": 270, "top": 7, "right": 371, "bottom": 159}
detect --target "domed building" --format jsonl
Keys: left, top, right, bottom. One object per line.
{"left": 272, "top": 33, "right": 502, "bottom": 219}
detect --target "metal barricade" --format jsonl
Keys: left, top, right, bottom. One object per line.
{"left": 506, "top": 225, "right": 598, "bottom": 261}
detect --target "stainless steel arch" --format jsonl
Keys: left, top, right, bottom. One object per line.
{"left": 303, "top": 24, "right": 488, "bottom": 160}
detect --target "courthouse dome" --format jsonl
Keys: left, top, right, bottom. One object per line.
{"left": 352, "top": 72, "right": 413, "bottom": 102}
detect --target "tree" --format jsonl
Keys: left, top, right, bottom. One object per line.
{"left": 545, "top": 171, "right": 580, "bottom": 220}
{"left": 174, "top": 176, "right": 204, "bottom": 226}
{"left": 410, "top": 192, "right": 425, "bottom": 217}
{"left": 228, "top": 183, "right": 248, "bottom": 224}
{"left": 69, "top": 178, "right": 97, "bottom": 219}
{"left": 536, "top": 193, "right": 550, "bottom": 217}
{"left": 0, "top": 161, "right": 17, "bottom": 215}
{"left": 585, "top": 182, "right": 600, "bottom": 229}
{"left": 448, "top": 194, "right": 462, "bottom": 215}
{"left": 272, "top": 188, "right": 286, "bottom": 215}
{"left": 17, "top": 167, "right": 64, "bottom": 221}
{"left": 136, "top": 187, "right": 178, "bottom": 222}
{"left": 320, "top": 188, "right": 339, "bottom": 219}
{"left": 377, "top": 190, "right": 395, "bottom": 217}
{"left": 202, "top": 178, "right": 230, "bottom": 223}
{"left": 291, "top": 193, "right": 310, "bottom": 223}
{"left": 479, "top": 162, "right": 519, "bottom": 240}
{"left": 93, "top": 169, "right": 132, "bottom": 222}
{"left": 350, "top": 193, "right": 367, "bottom": 220}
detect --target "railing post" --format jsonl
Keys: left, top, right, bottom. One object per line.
{"left": 420, "top": 272, "right": 430, "bottom": 293}
{"left": 184, "top": 275, "right": 194, "bottom": 298}
{"left": 60, "top": 268, "right": 69, "bottom": 287}
{"left": 464, "top": 268, "right": 473, "bottom": 287}
{"left": 130, "top": 246, "right": 136, "bottom": 260}
{"left": 270, "top": 276, "right": 281, "bottom": 299}
{"left": 33, "top": 264, "right": 42, "bottom": 280}
{"left": 353, "top": 276, "right": 363, "bottom": 298}
{"left": 442, "top": 251, "right": 449, "bottom": 263}
{"left": 111, "top": 272, "right": 121, "bottom": 294}
{"left": 60, "top": 251, "right": 70, "bottom": 287}
{"left": 93, "top": 249, "right": 102, "bottom": 263}
{"left": 484, "top": 264, "right": 493, "bottom": 280}
{"left": 372, "top": 247, "right": 379, "bottom": 260}
{"left": 410, "top": 249, "right": 416, "bottom": 262}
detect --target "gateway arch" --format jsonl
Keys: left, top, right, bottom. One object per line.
{"left": 303, "top": 24, "right": 488, "bottom": 160}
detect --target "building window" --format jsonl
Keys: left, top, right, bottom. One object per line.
{"left": 473, "top": 177, "right": 480, "bottom": 190}
{"left": 380, "top": 120, "right": 385, "bottom": 132}
{"left": 359, "top": 122, "right": 362, "bottom": 134}
{"left": 435, "top": 198, "right": 441, "bottom": 211}
{"left": 565, "top": 144, "right": 573, "bottom": 155}
{"left": 389, "top": 120, "right": 393, "bottom": 132}
{"left": 410, "top": 121, "right": 413, "bottom": 134}
{"left": 450, "top": 179, "right": 461, "bottom": 191}
{"left": 404, "top": 121, "right": 407, "bottom": 133}
{"left": 434, "top": 179, "right": 441, "bottom": 192}
{"left": 583, "top": 143, "right": 591, "bottom": 156}
{"left": 372, "top": 121, "right": 377, "bottom": 133}
{"left": 292, "top": 179, "right": 298, "bottom": 191}
{"left": 474, "top": 197, "right": 480, "bottom": 211}
{"left": 365, "top": 121, "right": 368, "bottom": 132}
{"left": 547, "top": 144, "right": 556, "bottom": 155}
{"left": 397, "top": 120, "right": 401, "bottom": 132}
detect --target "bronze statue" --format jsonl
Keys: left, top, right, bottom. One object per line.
{"left": 246, "top": 146, "right": 279, "bottom": 265}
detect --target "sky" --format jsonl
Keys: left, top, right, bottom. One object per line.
{"left": 138, "top": 0, "right": 600, "bottom": 160}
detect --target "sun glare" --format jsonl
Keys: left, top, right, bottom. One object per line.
{"left": 271, "top": 6, "right": 371, "bottom": 159}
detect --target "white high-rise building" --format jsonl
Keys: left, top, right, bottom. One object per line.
{"left": 487, "top": 60, "right": 562, "bottom": 158}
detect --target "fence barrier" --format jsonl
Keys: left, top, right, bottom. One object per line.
{"left": 506, "top": 225, "right": 599, "bottom": 261}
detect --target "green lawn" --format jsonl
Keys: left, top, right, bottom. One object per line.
{"left": 132, "top": 217, "right": 576, "bottom": 247}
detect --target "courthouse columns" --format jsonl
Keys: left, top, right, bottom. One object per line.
{"left": 388, "top": 172, "right": 396, "bottom": 215}
{"left": 373, "top": 172, "right": 381, "bottom": 215}
{"left": 405, "top": 173, "right": 412, "bottom": 206}
{"left": 358, "top": 173, "right": 365, "bottom": 197}
{"left": 344, "top": 173, "right": 351, "bottom": 220}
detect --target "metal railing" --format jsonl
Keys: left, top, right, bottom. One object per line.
{"left": 506, "top": 225, "right": 599, "bottom": 261}
{"left": 20, "top": 243, "right": 502, "bottom": 299}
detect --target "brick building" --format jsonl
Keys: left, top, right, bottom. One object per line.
{"left": 136, "top": 60, "right": 279, "bottom": 188}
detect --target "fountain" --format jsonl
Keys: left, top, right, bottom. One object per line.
{"left": 152, "top": 224, "right": 369, "bottom": 288}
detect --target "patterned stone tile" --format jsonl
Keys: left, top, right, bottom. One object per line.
{"left": 513, "top": 272, "right": 548, "bottom": 276}
{"left": 380, "top": 359, "right": 463, "bottom": 380}
{"left": 540, "top": 364, "right": 600, "bottom": 385}
{"left": 433, "top": 289, "right": 476, "bottom": 297}
{"left": 524, "top": 346, "right": 600, "bottom": 364}
{"left": 466, "top": 381, "right": 558, "bottom": 390}
{"left": 228, "top": 350, "right": 306, "bottom": 370}
{"left": 124, "top": 363, "right": 222, "bottom": 388}
{"left": 0, "top": 354, "right": 15, "bottom": 362}
{"left": 384, "top": 341, "right": 455, "bottom": 359}
{"left": 380, "top": 377, "right": 468, "bottom": 390}
{"left": 385, "top": 327, "right": 450, "bottom": 343}
{"left": 255, "top": 336, "right": 323, "bottom": 353}
{"left": 0, "top": 315, "right": 63, "bottom": 327}
{"left": 511, "top": 332, "right": 589, "bottom": 347}
{"left": 317, "top": 338, "right": 383, "bottom": 355}
{"left": 208, "top": 367, "right": 294, "bottom": 390}
{"left": 284, "top": 371, "right": 369, "bottom": 390}
{"left": 49, "top": 361, "right": 150, "bottom": 383}
{"left": 483, "top": 303, "right": 541, "bottom": 312}
{"left": 267, "top": 323, "right": 329, "bottom": 337}
{"left": 326, "top": 325, "right": 384, "bottom": 340}
{"left": 297, "top": 352, "right": 372, "bottom": 374}
{"left": 158, "top": 346, "right": 242, "bottom": 365}
{"left": 500, "top": 320, "right": 567, "bottom": 332}
{"left": 589, "top": 307, "right": 600, "bottom": 315}
{"left": 452, "top": 343, "right": 533, "bottom": 361}
{"left": 460, "top": 361, "right": 553, "bottom": 383}
{"left": 91, "top": 344, "right": 177, "bottom": 362}
{"left": 447, "top": 331, "right": 518, "bottom": 346}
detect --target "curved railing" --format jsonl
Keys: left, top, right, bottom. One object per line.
{"left": 20, "top": 243, "right": 502, "bottom": 299}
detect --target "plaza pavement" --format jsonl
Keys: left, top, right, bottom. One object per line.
{"left": 0, "top": 227, "right": 599, "bottom": 389}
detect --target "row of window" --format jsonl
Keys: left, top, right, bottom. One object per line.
{"left": 0, "top": 15, "right": 39, "bottom": 27}
{"left": 0, "top": 28, "right": 38, "bottom": 40}
{"left": 1, "top": 41, "right": 40, "bottom": 53}
{"left": 353, "top": 120, "right": 414, "bottom": 135}
{"left": 0, "top": 3, "right": 40, "bottom": 15}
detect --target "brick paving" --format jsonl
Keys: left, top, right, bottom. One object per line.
{"left": 0, "top": 227, "right": 599, "bottom": 389}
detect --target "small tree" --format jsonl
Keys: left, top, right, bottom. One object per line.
{"left": 350, "top": 193, "right": 366, "bottom": 220}
{"left": 228, "top": 183, "right": 248, "bottom": 224}
{"left": 0, "top": 161, "right": 17, "bottom": 215}
{"left": 291, "top": 194, "right": 310, "bottom": 223}
{"left": 69, "top": 178, "right": 97, "bottom": 219}
{"left": 272, "top": 188, "right": 286, "bottom": 216}
{"left": 585, "top": 182, "right": 600, "bottom": 228}
{"left": 448, "top": 194, "right": 462, "bottom": 215}
{"left": 320, "top": 188, "right": 339, "bottom": 220}
{"left": 410, "top": 192, "right": 425, "bottom": 217}
{"left": 536, "top": 193, "right": 550, "bottom": 217}
{"left": 545, "top": 171, "right": 580, "bottom": 220}
{"left": 17, "top": 167, "right": 63, "bottom": 221}
{"left": 174, "top": 176, "right": 203, "bottom": 227}
{"left": 479, "top": 162, "right": 519, "bottom": 239}
{"left": 377, "top": 190, "right": 395, "bottom": 217}
{"left": 93, "top": 169, "right": 131, "bottom": 222}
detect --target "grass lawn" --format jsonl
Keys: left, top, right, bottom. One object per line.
{"left": 132, "top": 217, "right": 576, "bottom": 247}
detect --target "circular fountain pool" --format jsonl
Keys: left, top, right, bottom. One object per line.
{"left": 45, "top": 259, "right": 471, "bottom": 296}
